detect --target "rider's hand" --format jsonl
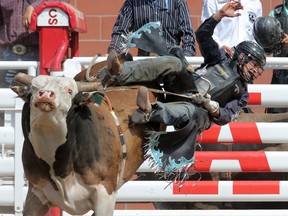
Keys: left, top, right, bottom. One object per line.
{"left": 191, "top": 93, "right": 220, "bottom": 116}
{"left": 213, "top": 1, "right": 243, "bottom": 22}
{"left": 191, "top": 93, "right": 206, "bottom": 104}
{"left": 203, "top": 99, "right": 220, "bottom": 116}
{"left": 222, "top": 45, "right": 234, "bottom": 57}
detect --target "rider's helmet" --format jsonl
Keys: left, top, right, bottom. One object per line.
{"left": 233, "top": 41, "right": 266, "bottom": 82}
{"left": 253, "top": 16, "right": 284, "bottom": 54}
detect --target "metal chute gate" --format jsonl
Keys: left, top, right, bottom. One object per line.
{"left": 1, "top": 57, "right": 288, "bottom": 216}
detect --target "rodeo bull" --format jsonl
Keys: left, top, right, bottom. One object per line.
{"left": 10, "top": 72, "right": 157, "bottom": 216}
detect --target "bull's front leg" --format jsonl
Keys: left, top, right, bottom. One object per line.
{"left": 23, "top": 183, "right": 50, "bottom": 216}
{"left": 91, "top": 185, "right": 117, "bottom": 216}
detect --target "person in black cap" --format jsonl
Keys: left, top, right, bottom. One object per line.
{"left": 253, "top": 4, "right": 288, "bottom": 113}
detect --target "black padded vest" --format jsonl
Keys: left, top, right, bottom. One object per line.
{"left": 194, "top": 61, "right": 246, "bottom": 107}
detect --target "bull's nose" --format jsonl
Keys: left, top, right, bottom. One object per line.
{"left": 38, "top": 90, "right": 55, "bottom": 99}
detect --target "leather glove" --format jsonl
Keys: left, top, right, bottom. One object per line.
{"left": 191, "top": 93, "right": 214, "bottom": 104}
{"left": 191, "top": 93, "right": 206, "bottom": 104}
{"left": 203, "top": 99, "right": 220, "bottom": 114}
{"left": 191, "top": 93, "right": 219, "bottom": 114}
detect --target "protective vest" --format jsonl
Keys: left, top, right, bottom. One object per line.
{"left": 194, "top": 61, "right": 246, "bottom": 107}
{"left": 273, "top": 4, "right": 288, "bottom": 57}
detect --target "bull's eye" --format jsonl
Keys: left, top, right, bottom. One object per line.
{"left": 67, "top": 88, "right": 73, "bottom": 95}
{"left": 32, "top": 85, "right": 39, "bottom": 91}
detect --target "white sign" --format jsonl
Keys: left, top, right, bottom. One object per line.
{"left": 37, "top": 7, "right": 69, "bottom": 26}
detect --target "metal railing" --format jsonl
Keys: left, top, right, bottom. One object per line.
{"left": 1, "top": 57, "right": 288, "bottom": 216}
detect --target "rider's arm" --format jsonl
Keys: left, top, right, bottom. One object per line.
{"left": 212, "top": 91, "right": 248, "bottom": 126}
{"left": 195, "top": 1, "right": 243, "bottom": 67}
{"left": 195, "top": 16, "right": 224, "bottom": 67}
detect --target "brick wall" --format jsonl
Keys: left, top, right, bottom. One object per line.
{"left": 69, "top": 0, "right": 283, "bottom": 56}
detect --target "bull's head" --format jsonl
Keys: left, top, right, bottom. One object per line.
{"left": 10, "top": 73, "right": 102, "bottom": 113}
{"left": 11, "top": 73, "right": 104, "bottom": 163}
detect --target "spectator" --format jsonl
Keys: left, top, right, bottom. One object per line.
{"left": 254, "top": 1, "right": 288, "bottom": 113}
{"left": 108, "top": 0, "right": 196, "bottom": 57}
{"left": 0, "top": 0, "right": 69, "bottom": 88}
{"left": 201, "top": 0, "right": 262, "bottom": 56}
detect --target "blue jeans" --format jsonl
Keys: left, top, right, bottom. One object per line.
{"left": 0, "top": 47, "right": 39, "bottom": 88}
{"left": 150, "top": 101, "right": 210, "bottom": 130}
{"left": 116, "top": 56, "right": 182, "bottom": 85}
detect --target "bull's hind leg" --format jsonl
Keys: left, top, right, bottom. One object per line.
{"left": 23, "top": 183, "right": 50, "bottom": 216}
{"left": 92, "top": 184, "right": 117, "bottom": 216}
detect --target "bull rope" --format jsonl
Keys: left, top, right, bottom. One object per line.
{"left": 99, "top": 85, "right": 205, "bottom": 100}
{"left": 100, "top": 75, "right": 212, "bottom": 99}
{"left": 96, "top": 93, "right": 127, "bottom": 188}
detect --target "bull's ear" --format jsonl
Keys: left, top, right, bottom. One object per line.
{"left": 73, "top": 92, "right": 90, "bottom": 105}
{"left": 10, "top": 85, "right": 30, "bottom": 102}
{"left": 73, "top": 92, "right": 102, "bottom": 105}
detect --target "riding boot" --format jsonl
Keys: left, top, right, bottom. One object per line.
{"left": 131, "top": 86, "right": 152, "bottom": 124}
{"left": 168, "top": 46, "right": 194, "bottom": 73}
{"left": 107, "top": 50, "right": 123, "bottom": 75}
{"left": 99, "top": 50, "right": 123, "bottom": 87}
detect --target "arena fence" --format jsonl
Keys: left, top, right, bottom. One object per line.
{"left": 1, "top": 57, "right": 288, "bottom": 216}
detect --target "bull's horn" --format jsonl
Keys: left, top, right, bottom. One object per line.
{"left": 76, "top": 81, "right": 103, "bottom": 92}
{"left": 85, "top": 53, "right": 101, "bottom": 81}
{"left": 14, "top": 72, "right": 35, "bottom": 85}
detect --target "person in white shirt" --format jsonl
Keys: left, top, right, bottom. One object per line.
{"left": 201, "top": 0, "right": 262, "bottom": 56}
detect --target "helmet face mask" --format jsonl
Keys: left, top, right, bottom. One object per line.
{"left": 245, "top": 60, "right": 264, "bottom": 81}
{"left": 253, "top": 16, "right": 284, "bottom": 54}
{"left": 233, "top": 41, "right": 266, "bottom": 82}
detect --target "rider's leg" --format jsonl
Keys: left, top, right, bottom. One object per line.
{"left": 116, "top": 56, "right": 182, "bottom": 85}
{"left": 149, "top": 101, "right": 210, "bottom": 129}
{"left": 132, "top": 87, "right": 210, "bottom": 130}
